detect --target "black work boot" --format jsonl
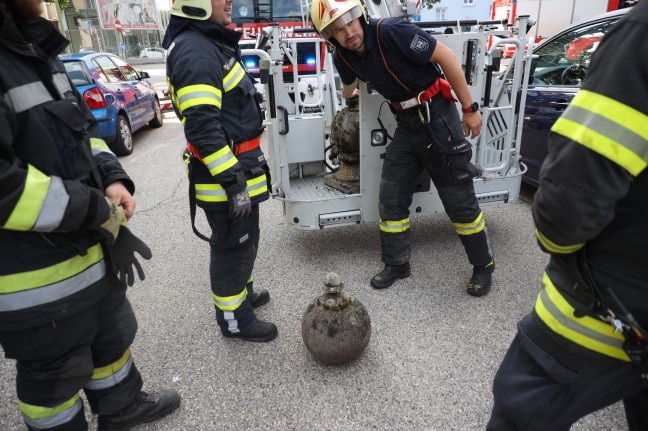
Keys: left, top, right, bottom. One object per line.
{"left": 97, "top": 390, "right": 181, "bottom": 431}
{"left": 467, "top": 261, "right": 495, "bottom": 297}
{"left": 248, "top": 288, "right": 270, "bottom": 308}
{"left": 370, "top": 263, "right": 411, "bottom": 289}
{"left": 222, "top": 319, "right": 278, "bottom": 342}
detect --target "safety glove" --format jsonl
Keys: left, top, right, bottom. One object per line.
{"left": 104, "top": 226, "right": 152, "bottom": 286}
{"left": 98, "top": 197, "right": 127, "bottom": 243}
{"left": 227, "top": 189, "right": 252, "bottom": 222}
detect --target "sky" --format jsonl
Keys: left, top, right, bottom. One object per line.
{"left": 155, "top": 0, "right": 171, "bottom": 11}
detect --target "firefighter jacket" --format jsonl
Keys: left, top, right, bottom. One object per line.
{"left": 531, "top": 5, "right": 648, "bottom": 363}
{"left": 0, "top": 15, "right": 134, "bottom": 331}
{"left": 163, "top": 18, "right": 269, "bottom": 212}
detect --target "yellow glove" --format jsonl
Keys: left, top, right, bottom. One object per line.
{"left": 99, "top": 197, "right": 127, "bottom": 243}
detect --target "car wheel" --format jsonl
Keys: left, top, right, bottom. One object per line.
{"left": 110, "top": 114, "right": 133, "bottom": 156}
{"left": 149, "top": 99, "right": 164, "bottom": 128}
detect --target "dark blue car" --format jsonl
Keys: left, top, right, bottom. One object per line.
{"left": 60, "top": 52, "right": 163, "bottom": 156}
{"left": 520, "top": 8, "right": 630, "bottom": 186}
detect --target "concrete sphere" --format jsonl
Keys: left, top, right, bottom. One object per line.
{"left": 301, "top": 273, "right": 371, "bottom": 365}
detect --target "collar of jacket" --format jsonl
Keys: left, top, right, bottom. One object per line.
{"left": 162, "top": 16, "right": 242, "bottom": 50}
{"left": 0, "top": 12, "right": 68, "bottom": 58}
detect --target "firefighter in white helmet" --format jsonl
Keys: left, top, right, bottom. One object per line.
{"left": 311, "top": 0, "right": 495, "bottom": 295}
{"left": 162, "top": 0, "right": 277, "bottom": 342}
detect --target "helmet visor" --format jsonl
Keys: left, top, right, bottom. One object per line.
{"left": 321, "top": 6, "right": 363, "bottom": 39}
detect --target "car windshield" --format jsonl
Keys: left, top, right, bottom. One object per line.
{"left": 63, "top": 61, "right": 92, "bottom": 86}
{"left": 530, "top": 18, "right": 619, "bottom": 86}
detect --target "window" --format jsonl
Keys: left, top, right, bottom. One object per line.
{"left": 435, "top": 7, "right": 447, "bottom": 20}
{"left": 463, "top": 0, "right": 474, "bottom": 4}
{"left": 530, "top": 18, "right": 619, "bottom": 86}
{"left": 232, "top": 0, "right": 302, "bottom": 23}
{"left": 93, "top": 56, "right": 124, "bottom": 83}
{"left": 63, "top": 61, "right": 92, "bottom": 86}
{"left": 111, "top": 56, "right": 139, "bottom": 82}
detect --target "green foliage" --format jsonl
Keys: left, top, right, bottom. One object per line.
{"left": 402, "top": 0, "right": 441, "bottom": 9}
{"left": 45, "top": 0, "right": 71, "bottom": 11}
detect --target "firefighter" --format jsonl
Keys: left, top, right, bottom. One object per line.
{"left": 0, "top": 0, "right": 181, "bottom": 429}
{"left": 310, "top": 0, "right": 494, "bottom": 295}
{"left": 488, "top": 3, "right": 648, "bottom": 429}
{"left": 162, "top": 0, "right": 277, "bottom": 341}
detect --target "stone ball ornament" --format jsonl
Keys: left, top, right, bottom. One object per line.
{"left": 301, "top": 273, "right": 371, "bottom": 365}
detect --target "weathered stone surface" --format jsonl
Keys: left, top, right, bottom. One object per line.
{"left": 301, "top": 273, "right": 371, "bottom": 365}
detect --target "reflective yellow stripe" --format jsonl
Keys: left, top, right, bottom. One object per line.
{"left": 535, "top": 272, "right": 630, "bottom": 361}
{"left": 91, "top": 349, "right": 132, "bottom": 380}
{"left": 379, "top": 218, "right": 410, "bottom": 233}
{"left": 0, "top": 244, "right": 104, "bottom": 294}
{"left": 247, "top": 174, "right": 268, "bottom": 197}
{"left": 195, "top": 174, "right": 268, "bottom": 202}
{"left": 202, "top": 146, "right": 238, "bottom": 176}
{"left": 552, "top": 90, "right": 648, "bottom": 176}
{"left": 213, "top": 288, "right": 248, "bottom": 311}
{"left": 19, "top": 394, "right": 80, "bottom": 422}
{"left": 4, "top": 164, "right": 51, "bottom": 230}
{"left": 176, "top": 84, "right": 222, "bottom": 112}
{"left": 223, "top": 63, "right": 245, "bottom": 92}
{"left": 90, "top": 137, "right": 113, "bottom": 153}
{"left": 454, "top": 212, "right": 485, "bottom": 236}
{"left": 535, "top": 229, "right": 584, "bottom": 254}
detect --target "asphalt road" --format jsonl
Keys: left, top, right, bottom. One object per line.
{"left": 0, "top": 111, "right": 628, "bottom": 430}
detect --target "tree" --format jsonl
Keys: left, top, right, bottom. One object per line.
{"left": 46, "top": 0, "right": 70, "bottom": 11}
{"left": 403, "top": 0, "right": 442, "bottom": 9}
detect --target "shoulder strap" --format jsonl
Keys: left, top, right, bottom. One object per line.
{"left": 335, "top": 48, "right": 365, "bottom": 82}
{"left": 375, "top": 18, "right": 411, "bottom": 92}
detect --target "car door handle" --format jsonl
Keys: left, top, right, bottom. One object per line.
{"left": 550, "top": 99, "right": 570, "bottom": 110}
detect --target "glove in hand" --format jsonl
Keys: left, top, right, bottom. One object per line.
{"left": 227, "top": 189, "right": 252, "bottom": 222}
{"left": 98, "top": 197, "right": 127, "bottom": 243}
{"left": 104, "top": 226, "right": 152, "bottom": 286}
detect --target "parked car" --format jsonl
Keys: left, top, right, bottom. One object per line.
{"left": 60, "top": 52, "right": 163, "bottom": 156}
{"left": 139, "top": 47, "right": 166, "bottom": 60}
{"left": 520, "top": 8, "right": 630, "bottom": 186}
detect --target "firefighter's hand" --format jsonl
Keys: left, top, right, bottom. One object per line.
{"left": 227, "top": 190, "right": 252, "bottom": 222}
{"left": 104, "top": 226, "right": 152, "bottom": 287}
{"left": 462, "top": 111, "right": 482, "bottom": 139}
{"left": 105, "top": 181, "right": 135, "bottom": 219}
{"left": 98, "top": 197, "right": 127, "bottom": 243}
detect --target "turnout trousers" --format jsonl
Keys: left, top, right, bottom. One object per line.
{"left": 0, "top": 282, "right": 143, "bottom": 431}
{"left": 380, "top": 94, "right": 493, "bottom": 266}
{"left": 488, "top": 312, "right": 648, "bottom": 430}
{"left": 205, "top": 205, "right": 260, "bottom": 334}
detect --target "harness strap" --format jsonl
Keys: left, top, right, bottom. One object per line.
{"left": 391, "top": 78, "right": 457, "bottom": 110}
{"left": 233, "top": 136, "right": 261, "bottom": 156}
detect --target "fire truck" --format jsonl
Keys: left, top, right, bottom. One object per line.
{"left": 244, "top": 0, "right": 535, "bottom": 230}
{"left": 491, "top": 0, "right": 637, "bottom": 56}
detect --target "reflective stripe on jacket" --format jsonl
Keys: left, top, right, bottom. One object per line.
{"left": 0, "top": 16, "right": 128, "bottom": 330}
{"left": 531, "top": 7, "right": 648, "bottom": 357}
{"left": 535, "top": 272, "right": 630, "bottom": 362}
{"left": 165, "top": 19, "right": 269, "bottom": 211}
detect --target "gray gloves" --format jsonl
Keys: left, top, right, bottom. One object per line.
{"left": 227, "top": 189, "right": 252, "bottom": 221}
{"left": 104, "top": 225, "right": 152, "bottom": 286}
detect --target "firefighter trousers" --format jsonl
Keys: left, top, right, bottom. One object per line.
{"left": 0, "top": 282, "right": 143, "bottom": 431}
{"left": 205, "top": 205, "right": 260, "bottom": 334}
{"left": 380, "top": 95, "right": 493, "bottom": 266}
{"left": 488, "top": 312, "right": 648, "bottom": 430}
